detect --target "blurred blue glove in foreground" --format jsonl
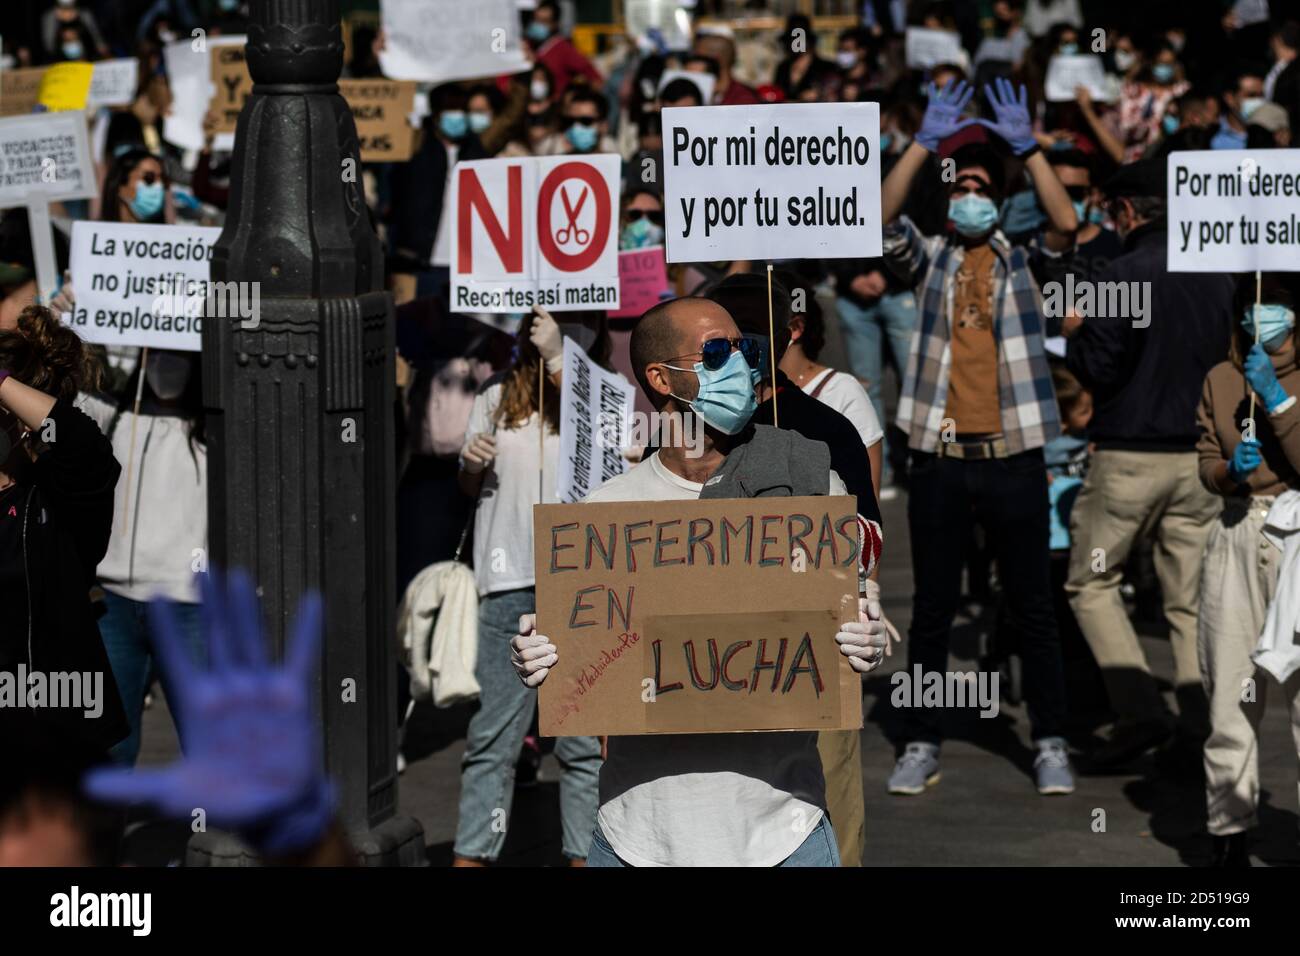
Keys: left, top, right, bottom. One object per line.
{"left": 84, "top": 569, "right": 335, "bottom": 857}
{"left": 1227, "top": 439, "right": 1262, "bottom": 485}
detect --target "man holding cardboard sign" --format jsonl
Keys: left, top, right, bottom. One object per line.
{"left": 513, "top": 296, "right": 888, "bottom": 866}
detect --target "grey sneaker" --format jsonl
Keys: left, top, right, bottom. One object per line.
{"left": 888, "top": 742, "right": 941, "bottom": 795}
{"left": 1034, "top": 737, "right": 1076, "bottom": 794}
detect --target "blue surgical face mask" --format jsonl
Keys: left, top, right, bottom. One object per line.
{"left": 62, "top": 42, "right": 84, "bottom": 60}
{"left": 664, "top": 349, "right": 757, "bottom": 436}
{"left": 129, "top": 180, "right": 165, "bottom": 221}
{"left": 1059, "top": 43, "right": 1079, "bottom": 56}
{"left": 620, "top": 217, "right": 664, "bottom": 250}
{"left": 1241, "top": 97, "right": 1266, "bottom": 121}
{"left": 880, "top": 132, "right": 893, "bottom": 152}
{"left": 219, "top": 0, "right": 239, "bottom": 11}
{"left": 950, "top": 194, "right": 1000, "bottom": 238}
{"left": 468, "top": 111, "right": 491, "bottom": 134}
{"left": 1244, "top": 304, "right": 1296, "bottom": 353}
{"left": 1152, "top": 63, "right": 1175, "bottom": 84}
{"left": 1072, "top": 200, "right": 1087, "bottom": 223}
{"left": 439, "top": 110, "right": 468, "bottom": 140}
{"left": 566, "top": 122, "right": 599, "bottom": 152}
{"left": 1162, "top": 114, "right": 1179, "bottom": 136}
{"left": 1088, "top": 205, "right": 1106, "bottom": 225}
{"left": 526, "top": 22, "right": 552, "bottom": 43}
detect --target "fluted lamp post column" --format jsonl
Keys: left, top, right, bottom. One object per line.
{"left": 195, "top": 0, "right": 424, "bottom": 866}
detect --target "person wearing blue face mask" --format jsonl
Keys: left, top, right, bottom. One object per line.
{"left": 524, "top": 0, "right": 603, "bottom": 99}
{"left": 508, "top": 296, "right": 889, "bottom": 868}
{"left": 879, "top": 78, "right": 1080, "bottom": 798}
{"left": 539, "top": 87, "right": 612, "bottom": 156}
{"left": 1195, "top": 274, "right": 1300, "bottom": 868}
{"left": 1213, "top": 68, "right": 1266, "bottom": 150}
{"left": 102, "top": 148, "right": 169, "bottom": 225}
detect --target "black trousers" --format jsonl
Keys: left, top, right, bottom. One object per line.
{"left": 902, "top": 448, "right": 1066, "bottom": 744}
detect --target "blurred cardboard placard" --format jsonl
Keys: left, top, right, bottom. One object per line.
{"left": 0, "top": 67, "right": 49, "bottom": 117}
{"left": 339, "top": 78, "right": 418, "bottom": 161}
{"left": 534, "top": 495, "right": 862, "bottom": 736}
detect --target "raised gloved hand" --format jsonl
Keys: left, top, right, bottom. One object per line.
{"left": 863, "top": 578, "right": 902, "bottom": 658}
{"left": 83, "top": 569, "right": 336, "bottom": 857}
{"left": 510, "top": 613, "right": 557, "bottom": 687}
{"left": 530, "top": 305, "right": 564, "bottom": 374}
{"left": 1244, "top": 343, "right": 1289, "bottom": 413}
{"left": 836, "top": 596, "right": 890, "bottom": 675}
{"left": 915, "top": 80, "right": 977, "bottom": 152}
{"left": 977, "top": 77, "right": 1037, "bottom": 155}
{"left": 1227, "top": 439, "right": 1262, "bottom": 484}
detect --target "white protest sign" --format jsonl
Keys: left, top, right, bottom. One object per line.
{"left": 1045, "top": 54, "right": 1113, "bottom": 103}
{"left": 452, "top": 154, "right": 621, "bottom": 313}
{"left": 379, "top": 0, "right": 531, "bottom": 84}
{"left": 558, "top": 337, "right": 635, "bottom": 504}
{"left": 905, "top": 28, "right": 966, "bottom": 70}
{"left": 661, "top": 102, "right": 882, "bottom": 263}
{"left": 1231, "top": 0, "right": 1270, "bottom": 28}
{"left": 66, "top": 221, "right": 223, "bottom": 351}
{"left": 974, "top": 36, "right": 1017, "bottom": 66}
{"left": 1167, "top": 149, "right": 1300, "bottom": 273}
{"left": 0, "top": 111, "right": 95, "bottom": 300}
{"left": 87, "top": 58, "right": 139, "bottom": 108}
{"left": 625, "top": 0, "right": 693, "bottom": 51}
{"left": 657, "top": 68, "right": 714, "bottom": 105}
{"left": 162, "top": 41, "right": 211, "bottom": 151}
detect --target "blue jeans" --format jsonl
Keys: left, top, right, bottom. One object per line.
{"left": 98, "top": 591, "right": 205, "bottom": 766}
{"left": 835, "top": 291, "right": 918, "bottom": 479}
{"left": 586, "top": 815, "right": 841, "bottom": 867}
{"left": 454, "top": 588, "right": 602, "bottom": 861}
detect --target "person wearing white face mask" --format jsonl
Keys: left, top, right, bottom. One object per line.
{"left": 1195, "top": 275, "right": 1300, "bottom": 867}
{"left": 79, "top": 350, "right": 208, "bottom": 767}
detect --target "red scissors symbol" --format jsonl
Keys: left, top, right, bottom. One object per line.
{"left": 555, "top": 185, "right": 591, "bottom": 246}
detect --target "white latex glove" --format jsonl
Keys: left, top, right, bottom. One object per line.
{"left": 864, "top": 578, "right": 902, "bottom": 657}
{"left": 836, "top": 597, "right": 889, "bottom": 674}
{"left": 461, "top": 433, "right": 497, "bottom": 475}
{"left": 510, "top": 613, "right": 557, "bottom": 687}
{"left": 530, "top": 305, "right": 564, "bottom": 374}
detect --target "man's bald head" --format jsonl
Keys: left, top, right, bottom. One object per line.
{"left": 630, "top": 296, "right": 738, "bottom": 407}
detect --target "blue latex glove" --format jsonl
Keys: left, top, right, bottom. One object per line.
{"left": 84, "top": 570, "right": 335, "bottom": 857}
{"left": 978, "top": 77, "right": 1037, "bottom": 155}
{"left": 1227, "top": 439, "right": 1262, "bottom": 484}
{"left": 915, "top": 80, "right": 977, "bottom": 152}
{"left": 1244, "top": 342, "right": 1289, "bottom": 412}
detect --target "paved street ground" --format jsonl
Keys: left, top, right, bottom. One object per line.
{"left": 132, "top": 488, "right": 1300, "bottom": 867}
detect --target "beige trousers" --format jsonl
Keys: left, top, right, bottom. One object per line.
{"left": 1066, "top": 450, "right": 1221, "bottom": 722}
{"left": 817, "top": 729, "right": 864, "bottom": 866}
{"left": 1199, "top": 497, "right": 1300, "bottom": 835}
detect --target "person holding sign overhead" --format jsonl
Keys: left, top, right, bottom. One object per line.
{"left": 879, "top": 78, "right": 1079, "bottom": 797}
{"left": 451, "top": 306, "right": 609, "bottom": 867}
{"left": 510, "top": 296, "right": 890, "bottom": 866}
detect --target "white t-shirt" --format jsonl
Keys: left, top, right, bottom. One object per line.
{"left": 802, "top": 368, "right": 884, "bottom": 450}
{"left": 430, "top": 142, "right": 459, "bottom": 268}
{"left": 583, "top": 451, "right": 848, "bottom": 866}
{"left": 461, "top": 379, "right": 560, "bottom": 596}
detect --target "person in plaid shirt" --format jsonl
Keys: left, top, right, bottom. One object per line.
{"left": 877, "top": 78, "right": 1080, "bottom": 797}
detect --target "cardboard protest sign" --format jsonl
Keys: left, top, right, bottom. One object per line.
{"left": 210, "top": 36, "right": 251, "bottom": 142}
{"left": 905, "top": 27, "right": 965, "bottom": 70}
{"left": 625, "top": 0, "right": 693, "bottom": 52}
{"left": 0, "top": 67, "right": 49, "bottom": 117}
{"left": 656, "top": 68, "right": 714, "bottom": 105}
{"left": 557, "top": 338, "right": 635, "bottom": 503}
{"left": 1044, "top": 54, "right": 1113, "bottom": 103}
{"left": 1167, "top": 150, "right": 1300, "bottom": 272}
{"left": 37, "top": 62, "right": 94, "bottom": 112}
{"left": 378, "top": 0, "right": 530, "bottom": 84}
{"left": 87, "top": 58, "right": 140, "bottom": 108}
{"left": 609, "top": 246, "right": 670, "bottom": 318}
{"left": 534, "top": 495, "right": 863, "bottom": 736}
{"left": 162, "top": 41, "right": 210, "bottom": 151}
{"left": 451, "top": 154, "right": 621, "bottom": 313}
{"left": 661, "top": 102, "right": 882, "bottom": 263}
{"left": 66, "top": 221, "right": 222, "bottom": 351}
{"left": 338, "top": 78, "right": 418, "bottom": 162}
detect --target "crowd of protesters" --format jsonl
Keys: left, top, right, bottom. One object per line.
{"left": 2, "top": 0, "right": 1300, "bottom": 868}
